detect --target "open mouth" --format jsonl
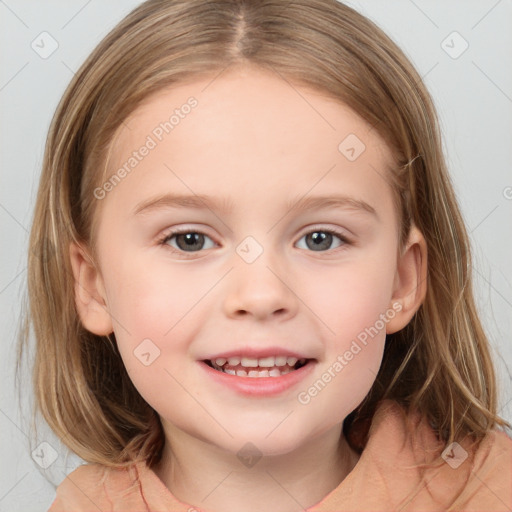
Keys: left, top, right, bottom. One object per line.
{"left": 203, "top": 356, "right": 312, "bottom": 378}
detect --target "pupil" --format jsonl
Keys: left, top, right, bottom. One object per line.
{"left": 177, "top": 232, "right": 203, "bottom": 251}
{"left": 308, "top": 232, "right": 331, "bottom": 251}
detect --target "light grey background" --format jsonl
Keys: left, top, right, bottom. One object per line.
{"left": 1, "top": 1, "right": 511, "bottom": 510}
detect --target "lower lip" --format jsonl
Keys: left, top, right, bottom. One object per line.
{"left": 199, "top": 360, "right": 316, "bottom": 397}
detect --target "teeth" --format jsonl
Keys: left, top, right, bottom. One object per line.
{"left": 221, "top": 356, "right": 303, "bottom": 368}
{"left": 209, "top": 357, "right": 308, "bottom": 377}
{"left": 258, "top": 356, "right": 275, "bottom": 367}
{"left": 241, "top": 357, "right": 259, "bottom": 367}
{"left": 287, "top": 357, "right": 298, "bottom": 367}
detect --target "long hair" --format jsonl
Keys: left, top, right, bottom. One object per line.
{"left": 17, "top": 0, "right": 509, "bottom": 469}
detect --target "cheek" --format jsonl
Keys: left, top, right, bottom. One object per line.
{"left": 100, "top": 257, "right": 200, "bottom": 373}
{"left": 101, "top": 253, "right": 225, "bottom": 409}
{"left": 298, "top": 253, "right": 395, "bottom": 410}
{"left": 103, "top": 252, "right": 206, "bottom": 333}
{"left": 306, "top": 252, "right": 396, "bottom": 341}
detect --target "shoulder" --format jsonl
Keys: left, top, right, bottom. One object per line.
{"left": 48, "top": 463, "right": 108, "bottom": 511}
{"left": 48, "top": 462, "right": 146, "bottom": 511}
{"left": 48, "top": 460, "right": 195, "bottom": 511}
{"left": 467, "top": 427, "right": 512, "bottom": 508}
{"left": 366, "top": 400, "right": 512, "bottom": 510}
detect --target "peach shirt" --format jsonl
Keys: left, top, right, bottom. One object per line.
{"left": 49, "top": 400, "right": 512, "bottom": 511}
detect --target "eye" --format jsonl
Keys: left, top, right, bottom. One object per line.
{"left": 158, "top": 226, "right": 351, "bottom": 255}
{"left": 159, "top": 228, "right": 216, "bottom": 253}
{"left": 295, "top": 228, "right": 351, "bottom": 252}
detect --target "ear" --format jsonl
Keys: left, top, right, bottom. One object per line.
{"left": 386, "top": 225, "right": 427, "bottom": 334}
{"left": 69, "top": 241, "right": 113, "bottom": 336}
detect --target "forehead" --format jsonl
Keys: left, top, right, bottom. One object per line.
{"left": 99, "top": 65, "right": 396, "bottom": 219}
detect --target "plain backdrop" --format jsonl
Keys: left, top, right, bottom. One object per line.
{"left": 1, "top": 1, "right": 511, "bottom": 510}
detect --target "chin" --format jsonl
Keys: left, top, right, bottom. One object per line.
{"left": 219, "top": 429, "right": 312, "bottom": 460}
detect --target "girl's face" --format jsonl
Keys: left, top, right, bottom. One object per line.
{"left": 73, "top": 65, "right": 424, "bottom": 458}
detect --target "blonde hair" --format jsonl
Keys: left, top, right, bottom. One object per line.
{"left": 17, "top": 0, "right": 510, "bottom": 470}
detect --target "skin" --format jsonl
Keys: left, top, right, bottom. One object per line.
{"left": 70, "top": 64, "right": 427, "bottom": 512}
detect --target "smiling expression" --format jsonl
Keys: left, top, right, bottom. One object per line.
{"left": 72, "top": 64, "right": 418, "bottom": 457}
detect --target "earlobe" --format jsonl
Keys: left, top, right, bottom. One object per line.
{"left": 386, "top": 226, "right": 427, "bottom": 334}
{"left": 69, "top": 241, "right": 113, "bottom": 336}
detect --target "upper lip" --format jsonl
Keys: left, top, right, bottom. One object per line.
{"left": 202, "top": 347, "right": 315, "bottom": 361}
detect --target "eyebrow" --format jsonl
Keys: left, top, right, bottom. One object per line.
{"left": 133, "top": 193, "right": 235, "bottom": 216}
{"left": 132, "top": 193, "right": 377, "bottom": 218}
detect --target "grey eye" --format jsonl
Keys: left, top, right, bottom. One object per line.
{"left": 296, "top": 230, "right": 346, "bottom": 252}
{"left": 164, "top": 232, "right": 216, "bottom": 252}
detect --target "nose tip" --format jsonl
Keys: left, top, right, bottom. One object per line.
{"left": 222, "top": 263, "right": 297, "bottom": 322}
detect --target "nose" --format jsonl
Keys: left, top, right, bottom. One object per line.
{"left": 222, "top": 256, "right": 298, "bottom": 322}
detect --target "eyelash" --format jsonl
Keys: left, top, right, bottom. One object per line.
{"left": 157, "top": 226, "right": 353, "bottom": 256}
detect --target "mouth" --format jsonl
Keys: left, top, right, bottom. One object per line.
{"left": 202, "top": 356, "right": 313, "bottom": 378}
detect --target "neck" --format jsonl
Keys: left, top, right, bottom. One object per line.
{"left": 153, "top": 423, "right": 360, "bottom": 512}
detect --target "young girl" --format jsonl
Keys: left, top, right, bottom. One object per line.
{"left": 18, "top": 0, "right": 512, "bottom": 510}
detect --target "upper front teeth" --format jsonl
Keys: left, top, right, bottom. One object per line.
{"left": 214, "top": 356, "right": 300, "bottom": 368}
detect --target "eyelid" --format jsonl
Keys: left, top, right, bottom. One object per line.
{"left": 297, "top": 223, "right": 353, "bottom": 241}
{"left": 157, "top": 225, "right": 218, "bottom": 245}
{"left": 157, "top": 223, "right": 354, "bottom": 255}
